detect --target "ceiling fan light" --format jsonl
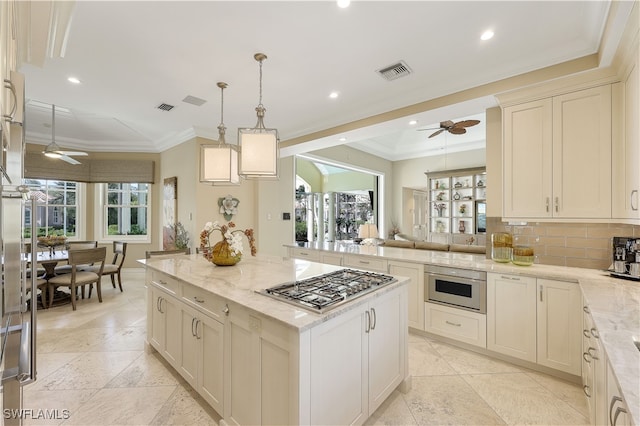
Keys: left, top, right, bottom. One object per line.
{"left": 44, "top": 151, "right": 62, "bottom": 159}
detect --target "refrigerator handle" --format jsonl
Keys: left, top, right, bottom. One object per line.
{"left": 19, "top": 196, "right": 38, "bottom": 384}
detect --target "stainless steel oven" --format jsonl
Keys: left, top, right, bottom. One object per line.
{"left": 425, "top": 265, "right": 486, "bottom": 313}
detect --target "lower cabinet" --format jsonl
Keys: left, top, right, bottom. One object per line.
{"left": 487, "top": 273, "right": 581, "bottom": 375}
{"left": 180, "top": 303, "right": 224, "bottom": 415}
{"left": 388, "top": 260, "right": 424, "bottom": 331}
{"left": 148, "top": 284, "right": 182, "bottom": 369}
{"left": 606, "top": 361, "right": 631, "bottom": 426}
{"left": 309, "top": 286, "right": 406, "bottom": 425}
{"left": 582, "top": 303, "right": 607, "bottom": 426}
{"left": 424, "top": 302, "right": 486, "bottom": 348}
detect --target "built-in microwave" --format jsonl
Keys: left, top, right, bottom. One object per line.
{"left": 424, "top": 265, "right": 486, "bottom": 314}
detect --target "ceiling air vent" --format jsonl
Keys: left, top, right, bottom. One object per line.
{"left": 182, "top": 95, "right": 207, "bottom": 106}
{"left": 157, "top": 103, "right": 175, "bottom": 111}
{"left": 376, "top": 61, "right": 412, "bottom": 81}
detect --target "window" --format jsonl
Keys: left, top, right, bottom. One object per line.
{"left": 23, "top": 179, "right": 80, "bottom": 238}
{"left": 97, "top": 183, "right": 150, "bottom": 242}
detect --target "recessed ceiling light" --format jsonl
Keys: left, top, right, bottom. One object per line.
{"left": 409, "top": 120, "right": 418, "bottom": 125}
{"left": 329, "top": 91, "right": 339, "bottom": 99}
{"left": 337, "top": 0, "right": 350, "bottom": 8}
{"left": 481, "top": 30, "right": 494, "bottom": 41}
{"left": 67, "top": 77, "right": 81, "bottom": 84}
{"left": 339, "top": 137, "right": 347, "bottom": 142}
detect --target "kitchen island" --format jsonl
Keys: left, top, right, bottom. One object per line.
{"left": 141, "top": 254, "right": 410, "bottom": 426}
{"left": 286, "top": 241, "right": 640, "bottom": 426}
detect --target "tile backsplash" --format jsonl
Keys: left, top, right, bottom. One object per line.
{"left": 485, "top": 217, "right": 640, "bottom": 270}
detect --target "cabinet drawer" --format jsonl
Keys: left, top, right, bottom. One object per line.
{"left": 151, "top": 271, "right": 180, "bottom": 295}
{"left": 425, "top": 302, "right": 486, "bottom": 348}
{"left": 290, "top": 248, "right": 320, "bottom": 261}
{"left": 320, "top": 253, "right": 343, "bottom": 266}
{"left": 182, "top": 283, "right": 225, "bottom": 321}
{"left": 343, "top": 255, "right": 387, "bottom": 272}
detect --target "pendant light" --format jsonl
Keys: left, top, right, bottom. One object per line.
{"left": 200, "top": 82, "right": 240, "bottom": 185}
{"left": 238, "top": 53, "right": 279, "bottom": 179}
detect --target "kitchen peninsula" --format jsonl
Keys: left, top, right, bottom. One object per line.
{"left": 285, "top": 241, "right": 640, "bottom": 426}
{"left": 141, "top": 254, "right": 410, "bottom": 426}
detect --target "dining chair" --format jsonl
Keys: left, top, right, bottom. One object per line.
{"left": 47, "top": 247, "right": 106, "bottom": 310}
{"left": 85, "top": 241, "right": 127, "bottom": 295}
{"left": 145, "top": 248, "right": 190, "bottom": 259}
{"left": 54, "top": 240, "right": 99, "bottom": 275}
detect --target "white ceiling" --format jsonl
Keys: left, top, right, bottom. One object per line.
{"left": 19, "top": 1, "right": 624, "bottom": 162}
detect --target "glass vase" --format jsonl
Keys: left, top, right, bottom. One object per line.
{"left": 211, "top": 240, "right": 242, "bottom": 266}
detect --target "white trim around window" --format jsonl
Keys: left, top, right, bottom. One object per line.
{"left": 94, "top": 183, "right": 152, "bottom": 243}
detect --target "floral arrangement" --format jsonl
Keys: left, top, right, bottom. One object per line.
{"left": 199, "top": 221, "right": 256, "bottom": 262}
{"left": 37, "top": 235, "right": 67, "bottom": 247}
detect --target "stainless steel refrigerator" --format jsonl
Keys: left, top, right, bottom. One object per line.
{"left": 1, "top": 71, "right": 36, "bottom": 425}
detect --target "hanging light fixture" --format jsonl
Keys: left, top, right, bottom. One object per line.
{"left": 200, "top": 82, "right": 240, "bottom": 185}
{"left": 238, "top": 53, "right": 279, "bottom": 179}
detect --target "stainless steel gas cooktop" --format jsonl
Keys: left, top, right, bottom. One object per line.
{"left": 259, "top": 269, "right": 396, "bottom": 313}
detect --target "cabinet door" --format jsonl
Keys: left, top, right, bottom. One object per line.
{"left": 552, "top": 85, "right": 612, "bottom": 218}
{"left": 198, "top": 312, "right": 224, "bottom": 416}
{"left": 163, "top": 294, "right": 182, "bottom": 368}
{"left": 310, "top": 304, "right": 368, "bottom": 425}
{"left": 487, "top": 273, "right": 537, "bottom": 362}
{"left": 388, "top": 261, "right": 423, "bottom": 330}
{"left": 503, "top": 99, "right": 553, "bottom": 218}
{"left": 368, "top": 289, "right": 404, "bottom": 414}
{"left": 148, "top": 287, "right": 164, "bottom": 351}
{"left": 320, "top": 253, "right": 343, "bottom": 266}
{"left": 606, "top": 362, "right": 631, "bottom": 426}
{"left": 537, "top": 279, "right": 581, "bottom": 375}
{"left": 179, "top": 305, "right": 199, "bottom": 388}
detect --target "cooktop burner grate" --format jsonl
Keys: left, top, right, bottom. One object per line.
{"left": 259, "top": 269, "right": 396, "bottom": 313}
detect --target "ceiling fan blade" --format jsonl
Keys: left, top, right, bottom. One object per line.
{"left": 449, "top": 127, "right": 467, "bottom": 135}
{"left": 57, "top": 150, "right": 88, "bottom": 156}
{"left": 60, "top": 155, "right": 81, "bottom": 165}
{"left": 454, "top": 119, "right": 480, "bottom": 128}
{"left": 440, "top": 120, "right": 455, "bottom": 129}
{"left": 428, "top": 129, "right": 446, "bottom": 138}
{"left": 417, "top": 127, "right": 441, "bottom": 131}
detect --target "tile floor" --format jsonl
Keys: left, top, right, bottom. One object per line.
{"left": 24, "top": 268, "right": 590, "bottom": 426}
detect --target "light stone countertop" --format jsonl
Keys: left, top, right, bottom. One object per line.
{"left": 286, "top": 242, "right": 640, "bottom": 425}
{"left": 140, "top": 254, "right": 409, "bottom": 333}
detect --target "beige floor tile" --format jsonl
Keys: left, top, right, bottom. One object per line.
{"left": 22, "top": 388, "right": 99, "bottom": 426}
{"left": 106, "top": 352, "right": 181, "bottom": 388}
{"left": 61, "top": 386, "right": 176, "bottom": 425}
{"left": 525, "top": 370, "right": 590, "bottom": 419}
{"left": 409, "top": 340, "right": 457, "bottom": 377}
{"left": 87, "top": 326, "right": 147, "bottom": 352}
{"left": 429, "top": 340, "right": 523, "bottom": 375}
{"left": 404, "top": 376, "right": 506, "bottom": 425}
{"left": 364, "top": 389, "right": 417, "bottom": 426}
{"left": 32, "top": 352, "right": 84, "bottom": 381}
{"left": 462, "top": 372, "right": 590, "bottom": 425}
{"left": 149, "top": 385, "right": 220, "bottom": 425}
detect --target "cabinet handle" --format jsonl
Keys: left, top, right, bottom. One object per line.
{"left": 223, "top": 304, "right": 229, "bottom": 316}
{"left": 365, "top": 310, "right": 370, "bottom": 333}
{"left": 590, "top": 327, "right": 599, "bottom": 339}
{"left": 445, "top": 320, "right": 462, "bottom": 327}
{"left": 613, "top": 406, "right": 627, "bottom": 426}
{"left": 587, "top": 347, "right": 599, "bottom": 360}
{"left": 299, "top": 252, "right": 308, "bottom": 256}
{"left": 546, "top": 197, "right": 550, "bottom": 213}
{"left": 158, "top": 297, "right": 165, "bottom": 314}
{"left": 583, "top": 306, "right": 590, "bottom": 314}
{"left": 156, "top": 297, "right": 161, "bottom": 312}
{"left": 539, "top": 284, "right": 543, "bottom": 302}
{"left": 631, "top": 190, "right": 638, "bottom": 211}
{"left": 500, "top": 275, "right": 520, "bottom": 281}
{"left": 583, "top": 385, "right": 591, "bottom": 398}
{"left": 193, "top": 296, "right": 204, "bottom": 304}
{"left": 583, "top": 352, "right": 591, "bottom": 363}
{"left": 3, "top": 79, "right": 17, "bottom": 123}
{"left": 370, "top": 308, "right": 376, "bottom": 330}
{"left": 555, "top": 197, "right": 559, "bottom": 213}
{"left": 195, "top": 319, "right": 201, "bottom": 340}
{"left": 191, "top": 317, "right": 196, "bottom": 337}
{"left": 359, "top": 260, "right": 370, "bottom": 265}
{"left": 583, "top": 329, "right": 591, "bottom": 338}
{"left": 610, "top": 396, "right": 623, "bottom": 426}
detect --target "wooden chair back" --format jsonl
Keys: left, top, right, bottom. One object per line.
{"left": 69, "top": 247, "right": 106, "bottom": 274}
{"left": 145, "top": 248, "right": 190, "bottom": 259}
{"left": 67, "top": 240, "right": 98, "bottom": 251}
{"left": 112, "top": 241, "right": 128, "bottom": 267}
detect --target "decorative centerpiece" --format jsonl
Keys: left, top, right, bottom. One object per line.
{"left": 37, "top": 235, "right": 67, "bottom": 254}
{"left": 199, "top": 221, "right": 256, "bottom": 266}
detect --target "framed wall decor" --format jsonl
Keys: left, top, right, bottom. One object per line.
{"left": 163, "top": 176, "right": 177, "bottom": 249}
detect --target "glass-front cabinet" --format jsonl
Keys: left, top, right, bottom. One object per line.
{"left": 427, "top": 167, "right": 486, "bottom": 242}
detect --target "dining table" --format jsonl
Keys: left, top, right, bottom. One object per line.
{"left": 26, "top": 249, "right": 71, "bottom": 307}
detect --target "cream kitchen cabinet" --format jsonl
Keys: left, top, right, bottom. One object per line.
{"left": 320, "top": 252, "right": 343, "bottom": 266}
{"left": 583, "top": 303, "right": 607, "bottom": 426}
{"left": 607, "top": 361, "right": 631, "bottom": 426}
{"left": 487, "top": 273, "right": 537, "bottom": 361}
{"left": 487, "top": 274, "right": 581, "bottom": 375}
{"left": 424, "top": 302, "right": 487, "bottom": 348}
{"left": 536, "top": 279, "right": 582, "bottom": 375}
{"left": 344, "top": 254, "right": 388, "bottom": 273}
{"left": 310, "top": 286, "right": 406, "bottom": 425}
{"left": 289, "top": 246, "right": 320, "bottom": 262}
{"left": 503, "top": 84, "right": 612, "bottom": 219}
{"left": 388, "top": 260, "right": 424, "bottom": 330}
{"left": 179, "top": 303, "right": 224, "bottom": 416}
{"left": 148, "top": 283, "right": 182, "bottom": 369}
{"left": 223, "top": 302, "right": 295, "bottom": 426}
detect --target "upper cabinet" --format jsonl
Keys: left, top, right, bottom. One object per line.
{"left": 502, "top": 85, "right": 612, "bottom": 220}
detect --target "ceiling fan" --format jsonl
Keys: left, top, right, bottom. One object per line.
{"left": 43, "top": 105, "right": 88, "bottom": 165}
{"left": 418, "top": 119, "right": 480, "bottom": 139}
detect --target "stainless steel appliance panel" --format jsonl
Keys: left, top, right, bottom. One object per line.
{"left": 425, "top": 265, "right": 486, "bottom": 314}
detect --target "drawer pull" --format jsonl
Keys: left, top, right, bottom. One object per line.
{"left": 500, "top": 275, "right": 520, "bottom": 281}
{"left": 359, "top": 260, "right": 370, "bottom": 264}
{"left": 610, "top": 396, "right": 623, "bottom": 426}
{"left": 583, "top": 352, "right": 591, "bottom": 363}
{"left": 299, "top": 252, "right": 308, "bottom": 256}
{"left": 365, "top": 310, "right": 371, "bottom": 333}
{"left": 590, "top": 327, "right": 599, "bottom": 339}
{"left": 223, "top": 304, "right": 229, "bottom": 316}
{"left": 583, "top": 385, "right": 591, "bottom": 398}
{"left": 583, "top": 329, "right": 590, "bottom": 338}
{"left": 583, "top": 306, "right": 590, "bottom": 314}
{"left": 193, "top": 296, "right": 205, "bottom": 304}
{"left": 587, "top": 347, "right": 599, "bottom": 360}
{"left": 370, "top": 308, "right": 377, "bottom": 330}
{"left": 445, "top": 320, "right": 462, "bottom": 327}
